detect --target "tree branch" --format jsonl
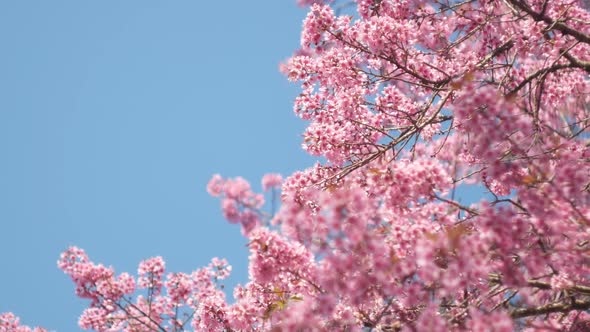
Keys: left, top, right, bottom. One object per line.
{"left": 506, "top": 0, "right": 590, "bottom": 45}
{"left": 563, "top": 51, "right": 590, "bottom": 73}
{"left": 511, "top": 299, "right": 590, "bottom": 318}
{"left": 508, "top": 63, "right": 574, "bottom": 96}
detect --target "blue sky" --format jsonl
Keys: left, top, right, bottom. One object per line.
{"left": 0, "top": 2, "right": 316, "bottom": 330}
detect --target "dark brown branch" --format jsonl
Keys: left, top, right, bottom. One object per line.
{"left": 489, "top": 273, "right": 590, "bottom": 296}
{"left": 118, "top": 299, "right": 167, "bottom": 332}
{"left": 526, "top": 279, "right": 590, "bottom": 296}
{"left": 507, "top": 0, "right": 590, "bottom": 45}
{"left": 511, "top": 299, "right": 590, "bottom": 318}
{"left": 563, "top": 51, "right": 590, "bottom": 73}
{"left": 508, "top": 63, "right": 574, "bottom": 96}
{"left": 476, "top": 39, "right": 515, "bottom": 68}
{"left": 433, "top": 194, "right": 480, "bottom": 216}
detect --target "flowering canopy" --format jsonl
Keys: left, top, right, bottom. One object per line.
{"left": 4, "top": 0, "right": 590, "bottom": 330}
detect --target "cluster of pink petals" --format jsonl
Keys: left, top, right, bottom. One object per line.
{"left": 276, "top": 0, "right": 590, "bottom": 329}
{"left": 10, "top": 0, "right": 590, "bottom": 330}
{"left": 207, "top": 174, "right": 265, "bottom": 235}
{"left": 57, "top": 245, "right": 233, "bottom": 331}
{"left": 261, "top": 173, "right": 283, "bottom": 192}
{"left": 58, "top": 247, "right": 135, "bottom": 308}
{"left": 137, "top": 256, "right": 165, "bottom": 293}
{"left": 0, "top": 313, "right": 46, "bottom": 332}
{"left": 208, "top": 257, "right": 232, "bottom": 280}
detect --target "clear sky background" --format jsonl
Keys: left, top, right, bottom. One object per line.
{"left": 0, "top": 2, "right": 316, "bottom": 330}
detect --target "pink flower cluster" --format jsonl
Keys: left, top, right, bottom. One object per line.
{"left": 301, "top": 4, "right": 335, "bottom": 47}
{"left": 58, "top": 247, "right": 135, "bottom": 309}
{"left": 57, "top": 246, "right": 232, "bottom": 331}
{"left": 137, "top": 256, "right": 165, "bottom": 294}
{"left": 0, "top": 312, "right": 46, "bottom": 332}
{"left": 261, "top": 173, "right": 282, "bottom": 192}
{"left": 11, "top": 0, "right": 590, "bottom": 330}
{"left": 207, "top": 174, "right": 264, "bottom": 235}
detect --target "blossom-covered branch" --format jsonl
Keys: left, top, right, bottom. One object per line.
{"left": 9, "top": 0, "right": 590, "bottom": 330}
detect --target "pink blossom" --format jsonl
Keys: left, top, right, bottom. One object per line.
{"left": 11, "top": 0, "right": 590, "bottom": 330}
{"left": 0, "top": 312, "right": 47, "bottom": 332}
{"left": 261, "top": 173, "right": 283, "bottom": 191}
{"left": 137, "top": 256, "right": 165, "bottom": 294}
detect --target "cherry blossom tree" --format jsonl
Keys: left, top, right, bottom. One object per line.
{"left": 4, "top": 0, "right": 590, "bottom": 330}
